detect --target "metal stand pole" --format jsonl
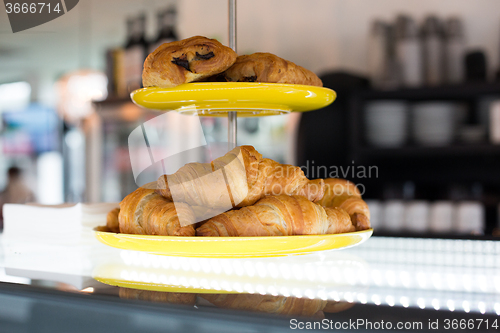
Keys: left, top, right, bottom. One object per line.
{"left": 228, "top": 0, "right": 237, "bottom": 150}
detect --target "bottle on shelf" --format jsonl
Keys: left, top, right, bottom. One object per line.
{"left": 368, "top": 20, "right": 399, "bottom": 90}
{"left": 149, "top": 7, "right": 178, "bottom": 54}
{"left": 422, "top": 16, "right": 444, "bottom": 86}
{"left": 123, "top": 14, "right": 148, "bottom": 93}
{"left": 465, "top": 50, "right": 487, "bottom": 82}
{"left": 395, "top": 15, "right": 423, "bottom": 87}
{"left": 105, "top": 48, "right": 126, "bottom": 98}
{"left": 444, "top": 17, "right": 465, "bottom": 84}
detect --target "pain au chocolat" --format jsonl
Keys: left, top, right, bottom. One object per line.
{"left": 142, "top": 36, "right": 237, "bottom": 88}
{"left": 218, "top": 52, "right": 323, "bottom": 87}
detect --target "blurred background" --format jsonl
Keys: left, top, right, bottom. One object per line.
{"left": 1, "top": 0, "right": 500, "bottom": 237}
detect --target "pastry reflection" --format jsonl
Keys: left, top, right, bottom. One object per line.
{"left": 202, "top": 293, "right": 327, "bottom": 318}
{"left": 118, "top": 288, "right": 196, "bottom": 305}
{"left": 118, "top": 287, "right": 354, "bottom": 317}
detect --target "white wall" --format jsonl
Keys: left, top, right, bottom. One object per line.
{"left": 1, "top": 0, "right": 499, "bottom": 104}
{"left": 178, "top": 0, "right": 500, "bottom": 77}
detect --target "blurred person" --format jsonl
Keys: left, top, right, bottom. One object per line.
{"left": 0, "top": 167, "right": 35, "bottom": 231}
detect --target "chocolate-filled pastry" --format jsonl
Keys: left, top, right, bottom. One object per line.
{"left": 142, "top": 36, "right": 237, "bottom": 88}
{"left": 220, "top": 52, "right": 323, "bottom": 87}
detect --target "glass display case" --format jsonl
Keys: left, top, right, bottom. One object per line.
{"left": 0, "top": 203, "right": 498, "bottom": 332}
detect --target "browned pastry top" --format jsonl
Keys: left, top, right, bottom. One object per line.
{"left": 142, "top": 36, "right": 237, "bottom": 88}
{"left": 222, "top": 52, "right": 323, "bottom": 87}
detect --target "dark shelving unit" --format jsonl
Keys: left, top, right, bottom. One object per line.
{"left": 357, "top": 143, "right": 500, "bottom": 156}
{"left": 349, "top": 82, "right": 500, "bottom": 162}
{"left": 356, "top": 82, "right": 500, "bottom": 101}
{"left": 346, "top": 82, "right": 500, "bottom": 237}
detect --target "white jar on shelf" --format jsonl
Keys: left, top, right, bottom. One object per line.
{"left": 429, "top": 201, "right": 454, "bottom": 233}
{"left": 383, "top": 200, "right": 405, "bottom": 232}
{"left": 365, "top": 200, "right": 382, "bottom": 230}
{"left": 404, "top": 201, "right": 429, "bottom": 233}
{"left": 456, "top": 201, "right": 484, "bottom": 235}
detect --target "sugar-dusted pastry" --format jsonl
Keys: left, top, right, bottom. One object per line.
{"left": 157, "top": 145, "right": 324, "bottom": 210}
{"left": 316, "top": 178, "right": 371, "bottom": 231}
{"left": 219, "top": 52, "right": 323, "bottom": 87}
{"left": 142, "top": 36, "right": 237, "bottom": 88}
{"left": 196, "top": 195, "right": 354, "bottom": 237}
{"left": 119, "top": 187, "right": 195, "bottom": 236}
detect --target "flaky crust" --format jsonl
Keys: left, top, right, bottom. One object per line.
{"left": 221, "top": 52, "right": 322, "bottom": 87}
{"left": 142, "top": 36, "right": 237, "bottom": 88}
{"left": 118, "top": 187, "right": 195, "bottom": 236}
{"left": 316, "top": 178, "right": 371, "bottom": 231}
{"left": 195, "top": 195, "right": 351, "bottom": 237}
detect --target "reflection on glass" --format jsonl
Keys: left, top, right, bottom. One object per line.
{"left": 117, "top": 287, "right": 354, "bottom": 318}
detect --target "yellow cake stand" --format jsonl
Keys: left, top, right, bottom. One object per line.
{"left": 131, "top": 82, "right": 336, "bottom": 117}
{"left": 94, "top": 229, "right": 372, "bottom": 258}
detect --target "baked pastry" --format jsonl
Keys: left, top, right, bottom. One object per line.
{"left": 119, "top": 187, "right": 195, "bottom": 236}
{"left": 157, "top": 145, "right": 324, "bottom": 211}
{"left": 106, "top": 207, "right": 120, "bottom": 233}
{"left": 196, "top": 195, "right": 355, "bottom": 237}
{"left": 142, "top": 36, "right": 237, "bottom": 88}
{"left": 316, "top": 178, "right": 371, "bottom": 231}
{"left": 217, "top": 52, "right": 322, "bottom": 87}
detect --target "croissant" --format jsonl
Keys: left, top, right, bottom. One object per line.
{"left": 119, "top": 187, "right": 195, "bottom": 236}
{"left": 157, "top": 146, "right": 324, "bottom": 212}
{"left": 196, "top": 195, "right": 354, "bottom": 237}
{"left": 316, "top": 178, "right": 371, "bottom": 231}
{"left": 106, "top": 207, "right": 120, "bottom": 233}
{"left": 142, "top": 36, "right": 237, "bottom": 88}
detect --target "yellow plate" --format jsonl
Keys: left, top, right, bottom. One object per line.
{"left": 130, "top": 82, "right": 336, "bottom": 117}
{"left": 94, "top": 229, "right": 372, "bottom": 258}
